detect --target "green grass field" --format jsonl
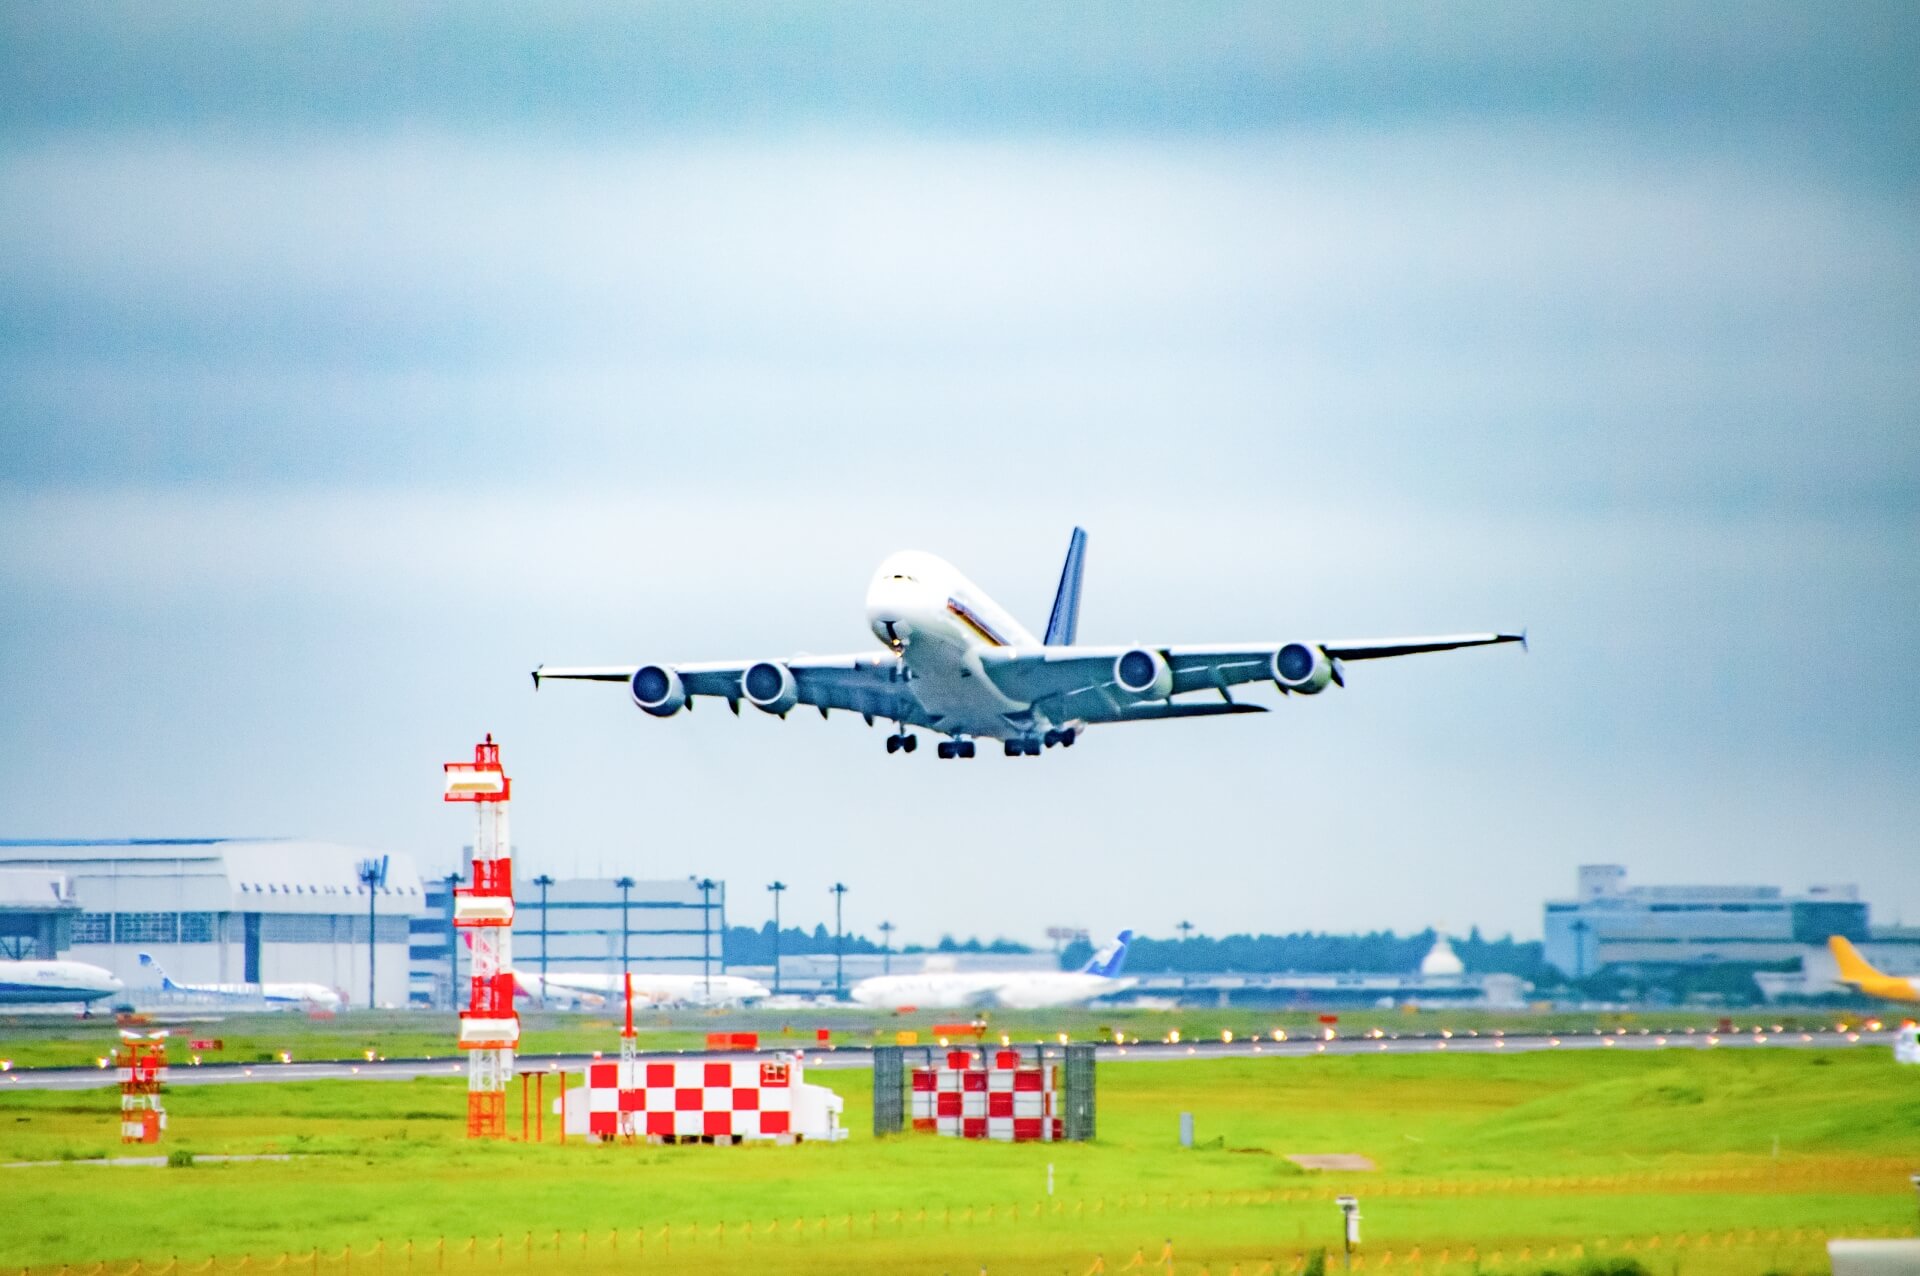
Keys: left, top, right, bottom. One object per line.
{"left": 2, "top": 1041, "right": 1915, "bottom": 1274}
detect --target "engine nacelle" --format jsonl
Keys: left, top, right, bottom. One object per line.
{"left": 1272, "top": 643, "right": 1334, "bottom": 694}
{"left": 742, "top": 660, "right": 799, "bottom": 716}
{"left": 630, "top": 664, "right": 687, "bottom": 716}
{"left": 1114, "top": 647, "right": 1174, "bottom": 699}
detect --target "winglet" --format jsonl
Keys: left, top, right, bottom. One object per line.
{"left": 1044, "top": 527, "right": 1089, "bottom": 647}
{"left": 531, "top": 666, "right": 543, "bottom": 691}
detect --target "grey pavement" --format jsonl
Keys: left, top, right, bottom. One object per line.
{"left": 0, "top": 1028, "right": 1890, "bottom": 1092}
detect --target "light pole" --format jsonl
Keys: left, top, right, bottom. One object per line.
{"left": 879, "top": 921, "right": 895, "bottom": 975}
{"left": 698, "top": 878, "right": 717, "bottom": 1000}
{"left": 356, "top": 856, "right": 388, "bottom": 1011}
{"left": 615, "top": 876, "right": 635, "bottom": 982}
{"left": 1177, "top": 920, "right": 1194, "bottom": 942}
{"left": 532, "top": 874, "right": 555, "bottom": 1008}
{"left": 442, "top": 870, "right": 463, "bottom": 1011}
{"left": 767, "top": 881, "right": 787, "bottom": 995}
{"left": 830, "top": 883, "right": 849, "bottom": 999}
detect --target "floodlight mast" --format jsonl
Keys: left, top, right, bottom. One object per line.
{"left": 444, "top": 734, "right": 516, "bottom": 1139}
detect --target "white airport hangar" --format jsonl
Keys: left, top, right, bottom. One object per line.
{"left": 0, "top": 839, "right": 426, "bottom": 1007}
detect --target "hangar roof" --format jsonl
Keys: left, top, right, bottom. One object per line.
{"left": 0, "top": 838, "right": 426, "bottom": 916}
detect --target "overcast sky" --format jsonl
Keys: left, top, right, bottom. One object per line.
{"left": 2, "top": 2, "right": 1915, "bottom": 946}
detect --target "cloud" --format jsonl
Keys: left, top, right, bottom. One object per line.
{"left": 2, "top": 131, "right": 1914, "bottom": 515}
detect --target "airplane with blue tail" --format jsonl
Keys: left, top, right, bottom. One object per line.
{"left": 139, "top": 951, "right": 343, "bottom": 1011}
{"left": 534, "top": 528, "right": 1523, "bottom": 757}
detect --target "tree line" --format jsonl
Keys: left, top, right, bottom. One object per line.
{"left": 1058, "top": 928, "right": 1551, "bottom": 979}
{"left": 720, "top": 924, "right": 1033, "bottom": 966}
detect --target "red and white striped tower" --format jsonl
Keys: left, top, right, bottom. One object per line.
{"left": 444, "top": 734, "right": 516, "bottom": 1139}
{"left": 116, "top": 1031, "right": 168, "bottom": 1144}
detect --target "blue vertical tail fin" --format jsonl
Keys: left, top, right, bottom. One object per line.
{"left": 1080, "top": 929, "right": 1132, "bottom": 977}
{"left": 136, "top": 951, "right": 179, "bottom": 991}
{"left": 1044, "top": 527, "right": 1089, "bottom": 646}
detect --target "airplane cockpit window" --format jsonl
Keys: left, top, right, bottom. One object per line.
{"left": 889, "top": 573, "right": 917, "bottom": 583}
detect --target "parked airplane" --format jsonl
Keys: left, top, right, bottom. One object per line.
{"left": 533, "top": 528, "right": 1524, "bottom": 757}
{"left": 849, "top": 930, "right": 1136, "bottom": 1010}
{"left": 1828, "top": 936, "right": 1920, "bottom": 1005}
{"left": 514, "top": 969, "right": 771, "bottom": 1009}
{"left": 137, "top": 952, "right": 344, "bottom": 1011}
{"left": 0, "top": 958, "right": 122, "bottom": 1006}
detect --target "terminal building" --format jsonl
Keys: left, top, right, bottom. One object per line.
{"left": 0, "top": 839, "right": 426, "bottom": 1006}
{"left": 1542, "top": 864, "right": 1918, "bottom": 996}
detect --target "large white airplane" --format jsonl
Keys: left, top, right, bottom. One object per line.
{"left": 0, "top": 958, "right": 122, "bottom": 1007}
{"left": 138, "top": 952, "right": 344, "bottom": 1011}
{"left": 533, "top": 528, "right": 1524, "bottom": 757}
{"left": 514, "top": 969, "right": 771, "bottom": 1009}
{"left": 850, "top": 931, "right": 1136, "bottom": 1010}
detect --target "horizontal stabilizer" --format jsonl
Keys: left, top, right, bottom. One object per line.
{"left": 1114, "top": 702, "right": 1267, "bottom": 722}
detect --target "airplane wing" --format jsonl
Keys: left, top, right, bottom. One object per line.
{"left": 980, "top": 633, "right": 1524, "bottom": 726}
{"left": 532, "top": 654, "right": 938, "bottom": 727}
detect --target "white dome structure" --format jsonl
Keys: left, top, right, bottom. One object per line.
{"left": 1420, "top": 934, "right": 1465, "bottom": 977}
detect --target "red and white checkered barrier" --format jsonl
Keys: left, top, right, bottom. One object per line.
{"left": 911, "top": 1049, "right": 1063, "bottom": 1143}
{"left": 565, "top": 1056, "right": 845, "bottom": 1143}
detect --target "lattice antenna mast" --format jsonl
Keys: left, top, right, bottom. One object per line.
{"left": 444, "top": 734, "right": 516, "bottom": 1139}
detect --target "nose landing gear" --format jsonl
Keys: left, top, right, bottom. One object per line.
{"left": 1042, "top": 728, "right": 1077, "bottom": 749}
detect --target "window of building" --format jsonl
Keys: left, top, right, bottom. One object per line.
{"left": 73, "top": 913, "right": 111, "bottom": 943}
{"left": 114, "top": 912, "right": 180, "bottom": 943}
{"left": 261, "top": 915, "right": 338, "bottom": 943}
{"left": 179, "top": 913, "right": 217, "bottom": 943}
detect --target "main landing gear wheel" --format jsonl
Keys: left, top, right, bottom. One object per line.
{"left": 886, "top": 732, "right": 917, "bottom": 754}
{"left": 937, "top": 739, "right": 976, "bottom": 760}
{"left": 1004, "top": 738, "right": 1041, "bottom": 757}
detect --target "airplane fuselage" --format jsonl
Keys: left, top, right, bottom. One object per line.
{"left": 519, "top": 970, "right": 770, "bottom": 1008}
{"left": 850, "top": 970, "right": 1134, "bottom": 1011}
{"left": 865, "top": 551, "right": 1047, "bottom": 738}
{"left": 0, "top": 959, "right": 122, "bottom": 1005}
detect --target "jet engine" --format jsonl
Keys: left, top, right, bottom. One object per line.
{"left": 1114, "top": 647, "right": 1174, "bottom": 699}
{"left": 742, "top": 661, "right": 799, "bottom": 716}
{"left": 629, "top": 664, "right": 687, "bottom": 716}
{"left": 1272, "top": 643, "right": 1334, "bottom": 694}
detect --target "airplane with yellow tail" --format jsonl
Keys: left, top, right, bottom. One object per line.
{"left": 1827, "top": 936, "right": 1920, "bottom": 1004}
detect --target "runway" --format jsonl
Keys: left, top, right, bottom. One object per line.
{"left": 1, "top": 1027, "right": 1888, "bottom": 1092}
